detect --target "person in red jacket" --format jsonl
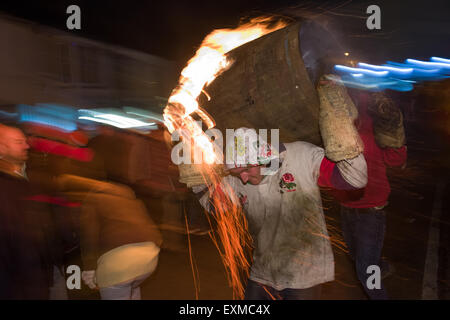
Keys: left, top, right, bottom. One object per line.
{"left": 330, "top": 91, "right": 407, "bottom": 300}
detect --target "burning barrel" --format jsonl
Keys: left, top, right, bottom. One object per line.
{"left": 197, "top": 22, "right": 322, "bottom": 145}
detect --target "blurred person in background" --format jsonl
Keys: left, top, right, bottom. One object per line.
{"left": 24, "top": 122, "right": 163, "bottom": 299}
{"left": 328, "top": 91, "right": 407, "bottom": 300}
{"left": 24, "top": 121, "right": 105, "bottom": 300}
{"left": 55, "top": 174, "right": 163, "bottom": 300}
{"left": 0, "top": 124, "right": 53, "bottom": 299}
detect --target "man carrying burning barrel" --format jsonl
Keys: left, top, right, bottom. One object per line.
{"left": 177, "top": 77, "right": 369, "bottom": 300}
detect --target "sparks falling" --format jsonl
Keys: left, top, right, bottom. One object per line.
{"left": 163, "top": 17, "right": 288, "bottom": 299}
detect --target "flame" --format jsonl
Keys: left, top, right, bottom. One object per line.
{"left": 163, "top": 17, "right": 288, "bottom": 299}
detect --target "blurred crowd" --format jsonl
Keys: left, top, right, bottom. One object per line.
{"left": 0, "top": 107, "right": 207, "bottom": 300}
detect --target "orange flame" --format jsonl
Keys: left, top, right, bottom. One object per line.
{"left": 163, "top": 17, "right": 288, "bottom": 299}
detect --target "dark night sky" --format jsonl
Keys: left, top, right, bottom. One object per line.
{"left": 0, "top": 0, "right": 448, "bottom": 67}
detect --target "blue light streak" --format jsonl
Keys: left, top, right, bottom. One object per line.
{"left": 335, "top": 65, "right": 389, "bottom": 77}
{"left": 334, "top": 57, "right": 450, "bottom": 92}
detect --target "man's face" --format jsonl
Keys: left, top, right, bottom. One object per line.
{"left": 229, "top": 165, "right": 264, "bottom": 185}
{"left": 0, "top": 128, "right": 30, "bottom": 164}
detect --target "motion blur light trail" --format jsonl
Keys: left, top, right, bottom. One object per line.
{"left": 18, "top": 104, "right": 78, "bottom": 132}
{"left": 334, "top": 57, "right": 450, "bottom": 91}
{"left": 78, "top": 108, "right": 160, "bottom": 133}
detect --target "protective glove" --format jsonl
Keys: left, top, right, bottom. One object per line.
{"left": 317, "top": 75, "right": 364, "bottom": 162}
{"left": 370, "top": 92, "right": 406, "bottom": 148}
{"left": 81, "top": 270, "right": 97, "bottom": 290}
